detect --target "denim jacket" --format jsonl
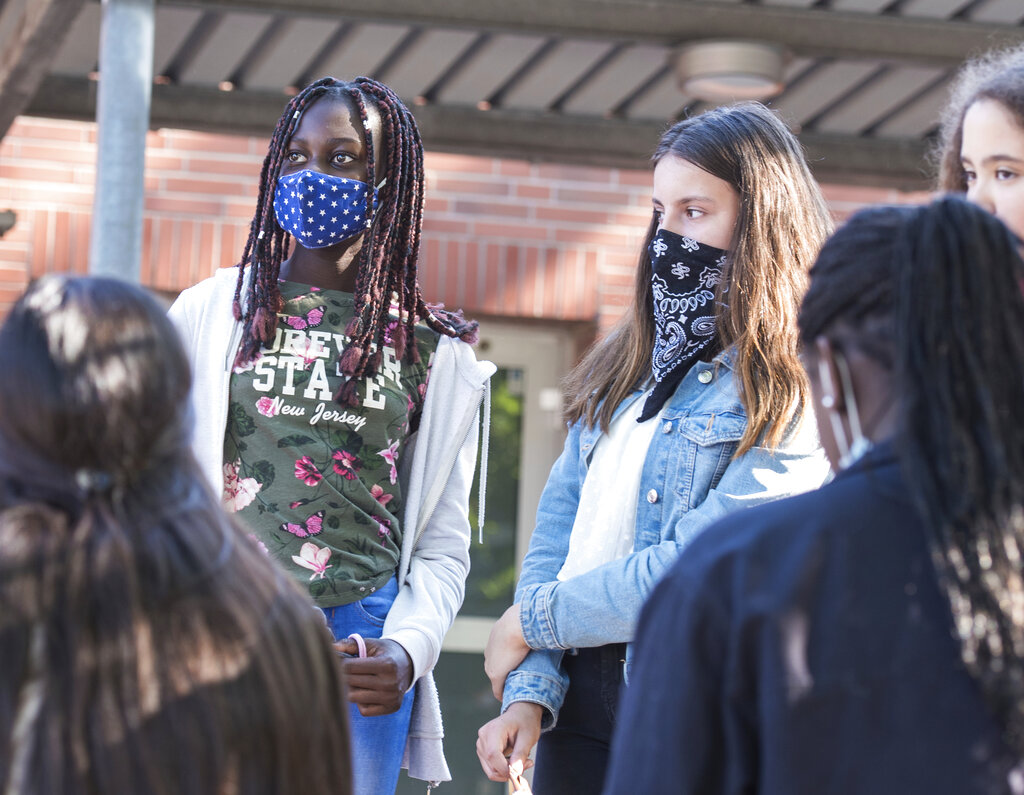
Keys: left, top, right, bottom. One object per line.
{"left": 501, "top": 348, "right": 829, "bottom": 727}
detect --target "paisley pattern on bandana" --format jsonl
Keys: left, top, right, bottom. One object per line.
{"left": 639, "top": 229, "right": 726, "bottom": 422}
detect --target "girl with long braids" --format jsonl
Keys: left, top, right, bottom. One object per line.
{"left": 935, "top": 43, "right": 1024, "bottom": 241}
{"left": 170, "top": 76, "right": 493, "bottom": 793}
{"left": 476, "top": 103, "right": 832, "bottom": 791}
{"left": 604, "top": 197, "right": 1024, "bottom": 794}
{"left": 0, "top": 275, "right": 351, "bottom": 795}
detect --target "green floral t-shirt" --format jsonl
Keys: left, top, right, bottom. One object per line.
{"left": 223, "top": 281, "right": 439, "bottom": 607}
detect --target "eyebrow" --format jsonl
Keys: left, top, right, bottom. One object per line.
{"left": 675, "top": 195, "right": 716, "bottom": 204}
{"left": 652, "top": 195, "right": 717, "bottom": 206}
{"left": 962, "top": 154, "right": 1024, "bottom": 166}
{"left": 289, "top": 136, "right": 363, "bottom": 147}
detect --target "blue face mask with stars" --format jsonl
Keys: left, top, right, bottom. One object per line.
{"left": 273, "top": 169, "right": 381, "bottom": 249}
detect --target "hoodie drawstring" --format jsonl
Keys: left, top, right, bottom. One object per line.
{"left": 477, "top": 378, "right": 491, "bottom": 544}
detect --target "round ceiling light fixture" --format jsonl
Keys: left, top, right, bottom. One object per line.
{"left": 674, "top": 40, "right": 788, "bottom": 102}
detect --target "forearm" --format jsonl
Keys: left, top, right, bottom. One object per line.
{"left": 514, "top": 424, "right": 585, "bottom": 595}
{"left": 501, "top": 649, "right": 569, "bottom": 729}
{"left": 383, "top": 557, "right": 467, "bottom": 683}
{"left": 519, "top": 442, "right": 829, "bottom": 651}
{"left": 517, "top": 542, "right": 680, "bottom": 650}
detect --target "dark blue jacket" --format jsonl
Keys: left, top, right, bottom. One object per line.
{"left": 604, "top": 443, "right": 1016, "bottom": 794}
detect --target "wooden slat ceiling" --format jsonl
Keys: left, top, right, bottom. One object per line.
{"left": 4, "top": 0, "right": 1024, "bottom": 189}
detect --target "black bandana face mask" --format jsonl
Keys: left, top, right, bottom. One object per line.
{"left": 638, "top": 228, "right": 726, "bottom": 422}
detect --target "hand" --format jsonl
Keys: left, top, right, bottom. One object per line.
{"left": 334, "top": 637, "right": 413, "bottom": 716}
{"left": 476, "top": 702, "right": 542, "bottom": 782}
{"left": 484, "top": 603, "right": 531, "bottom": 700}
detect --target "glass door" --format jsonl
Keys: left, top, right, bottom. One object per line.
{"left": 397, "top": 323, "right": 570, "bottom": 794}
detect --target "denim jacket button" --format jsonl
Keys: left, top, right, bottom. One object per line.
{"left": 662, "top": 422, "right": 672, "bottom": 434}
{"left": 646, "top": 489, "right": 659, "bottom": 503}
{"left": 697, "top": 370, "right": 713, "bottom": 384}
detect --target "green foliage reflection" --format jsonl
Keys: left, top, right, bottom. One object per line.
{"left": 465, "top": 368, "right": 523, "bottom": 617}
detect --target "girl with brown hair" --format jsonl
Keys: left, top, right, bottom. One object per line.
{"left": 0, "top": 275, "right": 351, "bottom": 795}
{"left": 477, "top": 102, "right": 833, "bottom": 792}
{"left": 935, "top": 43, "right": 1024, "bottom": 241}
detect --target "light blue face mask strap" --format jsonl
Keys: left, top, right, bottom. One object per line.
{"left": 834, "top": 349, "right": 873, "bottom": 467}
{"left": 818, "top": 355, "right": 851, "bottom": 464}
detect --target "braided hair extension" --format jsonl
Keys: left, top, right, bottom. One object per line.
{"left": 232, "top": 77, "right": 478, "bottom": 406}
{"left": 799, "top": 196, "right": 1024, "bottom": 752}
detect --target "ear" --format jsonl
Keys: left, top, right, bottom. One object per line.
{"left": 813, "top": 336, "right": 846, "bottom": 413}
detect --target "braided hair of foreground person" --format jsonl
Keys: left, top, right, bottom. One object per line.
{"left": 798, "top": 197, "right": 1024, "bottom": 752}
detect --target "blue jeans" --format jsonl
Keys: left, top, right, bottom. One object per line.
{"left": 321, "top": 578, "right": 415, "bottom": 795}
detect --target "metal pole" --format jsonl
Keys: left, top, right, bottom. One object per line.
{"left": 88, "top": 0, "right": 154, "bottom": 281}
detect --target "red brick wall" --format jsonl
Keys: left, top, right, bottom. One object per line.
{"left": 0, "top": 116, "right": 932, "bottom": 328}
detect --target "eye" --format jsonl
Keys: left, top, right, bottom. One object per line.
{"left": 331, "top": 152, "right": 357, "bottom": 167}
{"left": 285, "top": 150, "right": 307, "bottom": 164}
{"left": 962, "top": 169, "right": 977, "bottom": 184}
{"left": 996, "top": 168, "right": 1017, "bottom": 181}
{"left": 685, "top": 207, "right": 706, "bottom": 220}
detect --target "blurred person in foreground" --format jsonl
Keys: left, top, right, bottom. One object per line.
{"left": 0, "top": 275, "right": 351, "bottom": 795}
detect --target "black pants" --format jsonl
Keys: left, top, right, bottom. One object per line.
{"left": 531, "top": 644, "right": 627, "bottom": 794}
